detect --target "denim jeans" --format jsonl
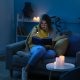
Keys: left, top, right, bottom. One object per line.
{"left": 28, "top": 45, "right": 56, "bottom": 66}
{"left": 16, "top": 45, "right": 56, "bottom": 67}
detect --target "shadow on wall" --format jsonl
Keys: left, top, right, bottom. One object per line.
{"left": 51, "top": 16, "right": 72, "bottom": 36}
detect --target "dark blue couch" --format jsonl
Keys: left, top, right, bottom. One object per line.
{"left": 6, "top": 34, "right": 80, "bottom": 79}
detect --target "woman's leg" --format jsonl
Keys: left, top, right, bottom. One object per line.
{"left": 44, "top": 50, "right": 56, "bottom": 58}
{"left": 12, "top": 51, "right": 30, "bottom": 67}
{"left": 25, "top": 45, "right": 46, "bottom": 80}
{"left": 28, "top": 45, "right": 46, "bottom": 66}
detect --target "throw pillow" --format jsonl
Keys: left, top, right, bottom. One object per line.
{"left": 54, "top": 38, "right": 68, "bottom": 56}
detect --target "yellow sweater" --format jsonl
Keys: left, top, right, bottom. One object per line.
{"left": 35, "top": 29, "right": 48, "bottom": 38}
{"left": 27, "top": 25, "right": 50, "bottom": 49}
{"left": 26, "top": 25, "right": 68, "bottom": 51}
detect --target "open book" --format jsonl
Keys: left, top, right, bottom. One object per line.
{"left": 32, "top": 37, "right": 52, "bottom": 45}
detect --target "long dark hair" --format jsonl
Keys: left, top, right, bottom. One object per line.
{"left": 39, "top": 14, "right": 53, "bottom": 31}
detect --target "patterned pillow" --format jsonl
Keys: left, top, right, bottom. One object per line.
{"left": 54, "top": 38, "right": 68, "bottom": 56}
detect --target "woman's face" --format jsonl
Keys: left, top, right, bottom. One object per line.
{"left": 40, "top": 20, "right": 48, "bottom": 31}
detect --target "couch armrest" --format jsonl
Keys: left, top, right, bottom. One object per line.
{"left": 6, "top": 40, "right": 26, "bottom": 69}
{"left": 76, "top": 51, "right": 80, "bottom": 66}
{"left": 6, "top": 40, "right": 26, "bottom": 52}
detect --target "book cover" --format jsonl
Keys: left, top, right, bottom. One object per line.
{"left": 32, "top": 37, "right": 52, "bottom": 45}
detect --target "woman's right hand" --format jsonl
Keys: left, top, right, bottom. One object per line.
{"left": 31, "top": 27, "right": 39, "bottom": 37}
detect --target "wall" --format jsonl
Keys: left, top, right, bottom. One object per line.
{"left": 14, "top": 0, "right": 80, "bottom": 34}
{"left": 0, "top": 0, "right": 14, "bottom": 55}
{"left": 0, "top": 0, "right": 79, "bottom": 55}
{"left": 15, "top": 0, "right": 80, "bottom": 18}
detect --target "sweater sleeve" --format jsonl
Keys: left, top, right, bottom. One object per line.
{"left": 26, "top": 25, "right": 39, "bottom": 49}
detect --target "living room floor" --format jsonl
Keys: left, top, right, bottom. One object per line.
{"left": 0, "top": 61, "right": 10, "bottom": 80}
{"left": 0, "top": 56, "right": 44, "bottom": 80}
{"left": 0, "top": 56, "right": 19, "bottom": 80}
{"left": 0, "top": 56, "right": 58, "bottom": 80}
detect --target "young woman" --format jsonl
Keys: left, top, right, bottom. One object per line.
{"left": 26, "top": 14, "right": 56, "bottom": 68}
{"left": 23, "top": 14, "right": 66, "bottom": 79}
{"left": 22, "top": 14, "right": 68, "bottom": 80}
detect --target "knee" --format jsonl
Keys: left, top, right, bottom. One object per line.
{"left": 47, "top": 50, "right": 56, "bottom": 53}
{"left": 46, "top": 50, "right": 56, "bottom": 58}
{"left": 37, "top": 45, "right": 46, "bottom": 51}
{"left": 16, "top": 51, "right": 27, "bottom": 57}
{"left": 31, "top": 45, "right": 46, "bottom": 55}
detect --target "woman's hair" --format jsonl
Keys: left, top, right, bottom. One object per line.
{"left": 39, "top": 14, "right": 52, "bottom": 31}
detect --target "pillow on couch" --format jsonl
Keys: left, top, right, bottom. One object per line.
{"left": 54, "top": 38, "right": 68, "bottom": 56}
{"left": 66, "top": 34, "right": 80, "bottom": 57}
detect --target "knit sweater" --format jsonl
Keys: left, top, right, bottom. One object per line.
{"left": 26, "top": 25, "right": 67, "bottom": 50}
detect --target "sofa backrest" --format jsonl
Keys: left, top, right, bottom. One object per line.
{"left": 66, "top": 34, "right": 80, "bottom": 57}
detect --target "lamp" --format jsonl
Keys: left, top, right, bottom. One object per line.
{"left": 22, "top": 2, "right": 34, "bottom": 19}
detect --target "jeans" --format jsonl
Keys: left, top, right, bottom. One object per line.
{"left": 15, "top": 45, "right": 56, "bottom": 67}
{"left": 28, "top": 45, "right": 56, "bottom": 66}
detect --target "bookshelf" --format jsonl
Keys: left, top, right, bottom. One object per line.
{"left": 16, "top": 14, "right": 38, "bottom": 42}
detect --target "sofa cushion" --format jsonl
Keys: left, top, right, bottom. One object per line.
{"left": 12, "top": 51, "right": 30, "bottom": 69}
{"left": 54, "top": 38, "right": 68, "bottom": 56}
{"left": 66, "top": 34, "right": 80, "bottom": 57}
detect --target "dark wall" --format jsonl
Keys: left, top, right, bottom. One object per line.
{"left": 14, "top": 0, "right": 80, "bottom": 33}
{"left": 0, "top": 0, "right": 14, "bottom": 55}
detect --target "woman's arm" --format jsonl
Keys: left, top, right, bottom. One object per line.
{"left": 25, "top": 26, "right": 39, "bottom": 50}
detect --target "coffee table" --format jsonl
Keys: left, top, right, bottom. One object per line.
{"left": 46, "top": 62, "right": 75, "bottom": 80}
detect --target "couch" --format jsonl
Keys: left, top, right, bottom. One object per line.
{"left": 6, "top": 33, "right": 80, "bottom": 79}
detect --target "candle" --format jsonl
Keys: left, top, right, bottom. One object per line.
{"left": 33, "top": 17, "right": 40, "bottom": 22}
{"left": 33, "top": 17, "right": 36, "bottom": 21}
{"left": 59, "top": 55, "right": 65, "bottom": 66}
{"left": 54, "top": 57, "right": 61, "bottom": 68}
{"left": 55, "top": 57, "right": 60, "bottom": 66}
{"left": 54, "top": 56, "right": 65, "bottom": 68}
{"left": 37, "top": 17, "right": 40, "bottom": 22}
